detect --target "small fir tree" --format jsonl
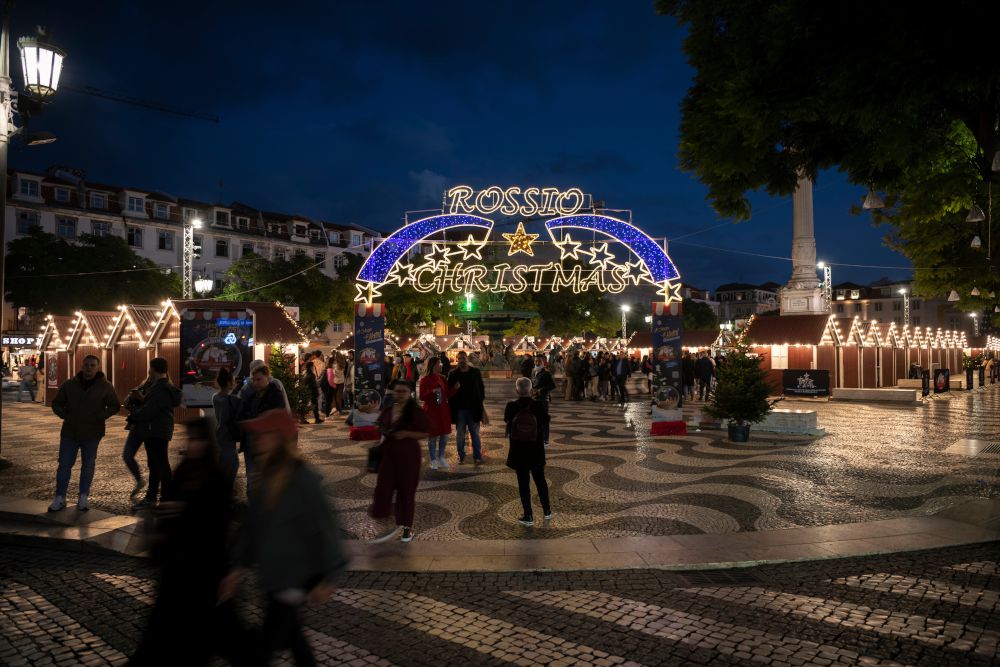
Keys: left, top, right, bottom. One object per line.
{"left": 267, "top": 346, "right": 312, "bottom": 421}
{"left": 703, "top": 342, "right": 780, "bottom": 426}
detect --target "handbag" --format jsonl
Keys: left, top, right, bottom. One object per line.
{"left": 366, "top": 442, "right": 383, "bottom": 473}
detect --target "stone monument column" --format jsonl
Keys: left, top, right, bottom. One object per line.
{"left": 780, "top": 172, "right": 826, "bottom": 315}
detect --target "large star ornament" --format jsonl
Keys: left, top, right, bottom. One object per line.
{"left": 423, "top": 243, "right": 453, "bottom": 268}
{"left": 582, "top": 243, "right": 616, "bottom": 270}
{"left": 354, "top": 282, "right": 382, "bottom": 304}
{"left": 552, "top": 233, "right": 583, "bottom": 260}
{"left": 502, "top": 222, "right": 539, "bottom": 257}
{"left": 657, "top": 280, "right": 683, "bottom": 304}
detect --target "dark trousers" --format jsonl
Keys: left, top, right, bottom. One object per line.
{"left": 123, "top": 429, "right": 144, "bottom": 483}
{"left": 698, "top": 378, "right": 711, "bottom": 400}
{"left": 322, "top": 385, "right": 335, "bottom": 416}
{"left": 143, "top": 437, "right": 171, "bottom": 503}
{"left": 258, "top": 596, "right": 314, "bottom": 666}
{"left": 370, "top": 441, "right": 421, "bottom": 527}
{"left": 615, "top": 376, "right": 628, "bottom": 403}
{"left": 515, "top": 466, "right": 550, "bottom": 517}
{"left": 309, "top": 391, "right": 321, "bottom": 422}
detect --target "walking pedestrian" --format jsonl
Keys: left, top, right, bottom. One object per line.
{"left": 330, "top": 353, "right": 348, "bottom": 416}
{"left": 235, "top": 365, "right": 287, "bottom": 487}
{"left": 128, "top": 358, "right": 182, "bottom": 511}
{"left": 695, "top": 351, "right": 715, "bottom": 401}
{"left": 682, "top": 352, "right": 696, "bottom": 400}
{"left": 48, "top": 355, "right": 121, "bottom": 512}
{"left": 370, "top": 379, "right": 430, "bottom": 543}
{"left": 123, "top": 373, "right": 155, "bottom": 500}
{"left": 613, "top": 351, "right": 631, "bottom": 405}
{"left": 303, "top": 361, "right": 323, "bottom": 424}
{"left": 530, "top": 357, "right": 556, "bottom": 447}
{"left": 212, "top": 367, "right": 242, "bottom": 488}
{"left": 16, "top": 361, "right": 38, "bottom": 402}
{"left": 220, "top": 409, "right": 349, "bottom": 666}
{"left": 447, "top": 350, "right": 488, "bottom": 464}
{"left": 504, "top": 377, "right": 552, "bottom": 526}
{"left": 418, "top": 356, "right": 454, "bottom": 470}
{"left": 562, "top": 353, "right": 575, "bottom": 400}
{"left": 128, "top": 418, "right": 248, "bottom": 667}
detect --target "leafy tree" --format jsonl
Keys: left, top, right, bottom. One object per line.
{"left": 221, "top": 252, "right": 361, "bottom": 335}
{"left": 658, "top": 1, "right": 1000, "bottom": 319}
{"left": 379, "top": 283, "right": 456, "bottom": 333}
{"left": 4, "top": 229, "right": 180, "bottom": 314}
{"left": 682, "top": 298, "right": 719, "bottom": 330}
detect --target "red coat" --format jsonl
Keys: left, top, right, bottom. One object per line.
{"left": 418, "top": 374, "right": 454, "bottom": 437}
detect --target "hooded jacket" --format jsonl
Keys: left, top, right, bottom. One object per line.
{"left": 52, "top": 371, "right": 121, "bottom": 440}
{"left": 127, "top": 377, "right": 182, "bottom": 441}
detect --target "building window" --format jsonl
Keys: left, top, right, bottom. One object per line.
{"left": 913, "top": 317, "right": 920, "bottom": 325}
{"left": 127, "top": 227, "right": 143, "bottom": 248}
{"left": 333, "top": 253, "right": 349, "bottom": 268}
{"left": 19, "top": 179, "right": 39, "bottom": 197}
{"left": 874, "top": 303, "right": 883, "bottom": 312}
{"left": 294, "top": 224, "right": 307, "bottom": 236}
{"left": 294, "top": 248, "right": 305, "bottom": 258}
{"left": 853, "top": 303, "right": 862, "bottom": 312}
{"left": 332, "top": 322, "right": 344, "bottom": 332}
{"left": 236, "top": 216, "right": 249, "bottom": 231}
{"left": 127, "top": 196, "right": 145, "bottom": 213}
{"left": 241, "top": 242, "right": 254, "bottom": 257}
{"left": 215, "top": 239, "right": 229, "bottom": 257}
{"left": 154, "top": 203, "right": 169, "bottom": 220}
{"left": 835, "top": 304, "right": 844, "bottom": 313}
{"left": 215, "top": 210, "right": 230, "bottom": 226}
{"left": 329, "top": 232, "right": 341, "bottom": 244}
{"left": 214, "top": 271, "right": 224, "bottom": 290}
{"left": 315, "top": 252, "right": 326, "bottom": 267}
{"left": 275, "top": 247, "right": 286, "bottom": 261}
{"left": 850, "top": 290, "right": 860, "bottom": 299}
{"left": 89, "top": 192, "right": 108, "bottom": 209}
{"left": 54, "top": 187, "right": 70, "bottom": 203}
{"left": 770, "top": 344, "right": 789, "bottom": 370}
{"left": 56, "top": 216, "right": 77, "bottom": 239}
{"left": 158, "top": 230, "right": 174, "bottom": 251}
{"left": 912, "top": 300, "right": 920, "bottom": 310}
{"left": 183, "top": 207, "right": 197, "bottom": 221}
{"left": 351, "top": 233, "right": 362, "bottom": 246}
{"left": 15, "top": 210, "right": 40, "bottom": 234}
{"left": 269, "top": 224, "right": 283, "bottom": 235}
{"left": 91, "top": 220, "right": 111, "bottom": 237}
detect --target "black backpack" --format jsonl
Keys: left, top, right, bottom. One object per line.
{"left": 510, "top": 406, "right": 538, "bottom": 442}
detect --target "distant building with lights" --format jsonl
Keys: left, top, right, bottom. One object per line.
{"left": 715, "top": 282, "right": 780, "bottom": 321}
{"left": 830, "top": 278, "right": 970, "bottom": 334}
{"left": 3, "top": 166, "right": 382, "bottom": 343}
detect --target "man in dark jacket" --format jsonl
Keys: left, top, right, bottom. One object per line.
{"left": 128, "top": 357, "right": 182, "bottom": 510}
{"left": 504, "top": 377, "right": 552, "bottom": 526}
{"left": 531, "top": 356, "right": 556, "bottom": 447}
{"left": 695, "top": 351, "right": 715, "bottom": 401}
{"left": 447, "top": 350, "right": 488, "bottom": 464}
{"left": 236, "top": 364, "right": 287, "bottom": 482}
{"left": 49, "top": 355, "right": 121, "bottom": 512}
{"left": 613, "top": 351, "right": 631, "bottom": 406}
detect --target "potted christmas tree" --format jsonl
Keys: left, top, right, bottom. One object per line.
{"left": 703, "top": 342, "right": 780, "bottom": 442}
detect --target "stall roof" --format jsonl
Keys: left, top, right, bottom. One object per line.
{"left": 742, "top": 314, "right": 834, "bottom": 346}
{"left": 628, "top": 332, "right": 652, "bottom": 349}
{"left": 39, "top": 315, "right": 76, "bottom": 351}
{"left": 150, "top": 299, "right": 306, "bottom": 347}
{"left": 682, "top": 330, "right": 720, "bottom": 349}
{"left": 107, "top": 305, "right": 164, "bottom": 348}
{"left": 68, "top": 310, "right": 119, "bottom": 349}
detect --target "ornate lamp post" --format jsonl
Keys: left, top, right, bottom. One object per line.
{"left": 620, "top": 304, "right": 631, "bottom": 340}
{"left": 194, "top": 277, "right": 214, "bottom": 295}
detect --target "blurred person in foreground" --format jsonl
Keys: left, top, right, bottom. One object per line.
{"left": 370, "top": 379, "right": 430, "bottom": 543}
{"left": 220, "top": 409, "right": 348, "bottom": 666}
{"left": 129, "top": 418, "right": 249, "bottom": 666}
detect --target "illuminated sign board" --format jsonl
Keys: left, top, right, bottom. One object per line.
{"left": 2, "top": 334, "right": 37, "bottom": 346}
{"left": 355, "top": 187, "right": 681, "bottom": 306}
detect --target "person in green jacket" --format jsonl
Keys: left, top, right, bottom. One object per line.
{"left": 49, "top": 355, "right": 121, "bottom": 512}
{"left": 219, "top": 408, "right": 348, "bottom": 666}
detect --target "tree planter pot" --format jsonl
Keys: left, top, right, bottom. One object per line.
{"left": 728, "top": 423, "right": 751, "bottom": 442}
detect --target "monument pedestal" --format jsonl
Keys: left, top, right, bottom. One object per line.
{"left": 780, "top": 285, "right": 825, "bottom": 315}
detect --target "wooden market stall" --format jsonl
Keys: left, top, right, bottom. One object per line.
{"left": 66, "top": 310, "right": 118, "bottom": 378}
{"left": 741, "top": 314, "right": 841, "bottom": 390}
{"left": 37, "top": 315, "right": 75, "bottom": 405}
{"left": 681, "top": 329, "right": 723, "bottom": 353}
{"left": 105, "top": 304, "right": 163, "bottom": 399}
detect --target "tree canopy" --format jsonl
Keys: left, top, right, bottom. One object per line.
{"left": 4, "top": 229, "right": 180, "bottom": 314}
{"left": 658, "top": 1, "right": 1000, "bottom": 320}
{"left": 220, "top": 251, "right": 362, "bottom": 335}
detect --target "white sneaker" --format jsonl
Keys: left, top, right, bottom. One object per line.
{"left": 429, "top": 460, "right": 439, "bottom": 471}
{"left": 438, "top": 457, "right": 448, "bottom": 468}
{"left": 369, "top": 525, "right": 401, "bottom": 544}
{"left": 48, "top": 496, "right": 66, "bottom": 512}
{"left": 77, "top": 495, "right": 89, "bottom": 511}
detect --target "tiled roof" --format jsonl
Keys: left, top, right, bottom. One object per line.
{"left": 682, "top": 330, "right": 720, "bottom": 348}
{"left": 168, "top": 300, "right": 306, "bottom": 345}
{"left": 743, "top": 314, "right": 832, "bottom": 345}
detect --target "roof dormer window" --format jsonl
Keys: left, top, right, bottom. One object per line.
{"left": 127, "top": 195, "right": 145, "bottom": 213}
{"left": 54, "top": 187, "right": 70, "bottom": 203}
{"left": 214, "top": 210, "right": 230, "bottom": 226}
{"left": 18, "top": 178, "right": 40, "bottom": 198}
{"left": 89, "top": 192, "right": 107, "bottom": 209}
{"left": 154, "top": 202, "right": 169, "bottom": 220}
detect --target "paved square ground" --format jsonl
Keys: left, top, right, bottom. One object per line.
{"left": 2, "top": 388, "right": 998, "bottom": 540}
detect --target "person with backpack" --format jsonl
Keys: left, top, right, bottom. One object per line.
{"left": 504, "top": 377, "right": 552, "bottom": 526}
{"left": 212, "top": 367, "right": 242, "bottom": 488}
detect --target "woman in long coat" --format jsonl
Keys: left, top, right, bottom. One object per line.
{"left": 418, "top": 356, "right": 455, "bottom": 470}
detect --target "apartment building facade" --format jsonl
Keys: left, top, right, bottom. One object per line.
{"left": 830, "top": 278, "right": 971, "bottom": 333}
{"left": 715, "top": 282, "right": 781, "bottom": 322}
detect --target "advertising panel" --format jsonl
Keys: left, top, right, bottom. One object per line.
{"left": 781, "top": 369, "right": 831, "bottom": 397}
{"left": 651, "top": 301, "right": 683, "bottom": 407}
{"left": 933, "top": 368, "right": 950, "bottom": 394}
{"left": 354, "top": 303, "right": 387, "bottom": 402}
{"left": 179, "top": 309, "right": 253, "bottom": 407}
{"left": 45, "top": 351, "right": 59, "bottom": 389}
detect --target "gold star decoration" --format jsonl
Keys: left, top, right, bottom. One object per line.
{"left": 384, "top": 263, "right": 404, "bottom": 285}
{"left": 354, "top": 282, "right": 382, "bottom": 304}
{"left": 552, "top": 233, "right": 583, "bottom": 260}
{"left": 502, "top": 222, "right": 539, "bottom": 257}
{"left": 623, "top": 258, "right": 652, "bottom": 285}
{"left": 455, "top": 234, "right": 488, "bottom": 261}
{"left": 657, "top": 280, "right": 683, "bottom": 305}
{"left": 582, "top": 243, "right": 616, "bottom": 270}
{"left": 423, "top": 243, "right": 453, "bottom": 268}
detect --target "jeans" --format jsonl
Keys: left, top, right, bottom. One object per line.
{"left": 143, "top": 437, "right": 171, "bottom": 503}
{"left": 17, "top": 379, "right": 36, "bottom": 402}
{"left": 427, "top": 434, "right": 447, "bottom": 461}
{"left": 515, "top": 466, "right": 550, "bottom": 518}
{"left": 122, "top": 430, "right": 144, "bottom": 483}
{"left": 55, "top": 436, "right": 101, "bottom": 497}
{"left": 455, "top": 409, "right": 482, "bottom": 461}
{"left": 698, "top": 379, "right": 711, "bottom": 400}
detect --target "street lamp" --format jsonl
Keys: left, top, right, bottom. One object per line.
{"left": 194, "top": 277, "right": 214, "bottom": 295}
{"left": 182, "top": 217, "right": 203, "bottom": 298}
{"left": 620, "top": 304, "right": 631, "bottom": 340}
{"left": 0, "top": 19, "right": 64, "bottom": 461}
{"left": 898, "top": 288, "right": 909, "bottom": 327}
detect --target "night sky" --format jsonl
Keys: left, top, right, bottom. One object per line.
{"left": 14, "top": 1, "right": 910, "bottom": 292}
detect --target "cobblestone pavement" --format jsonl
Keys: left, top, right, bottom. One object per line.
{"left": 1, "top": 541, "right": 997, "bottom": 666}
{"left": 1, "top": 388, "right": 998, "bottom": 540}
